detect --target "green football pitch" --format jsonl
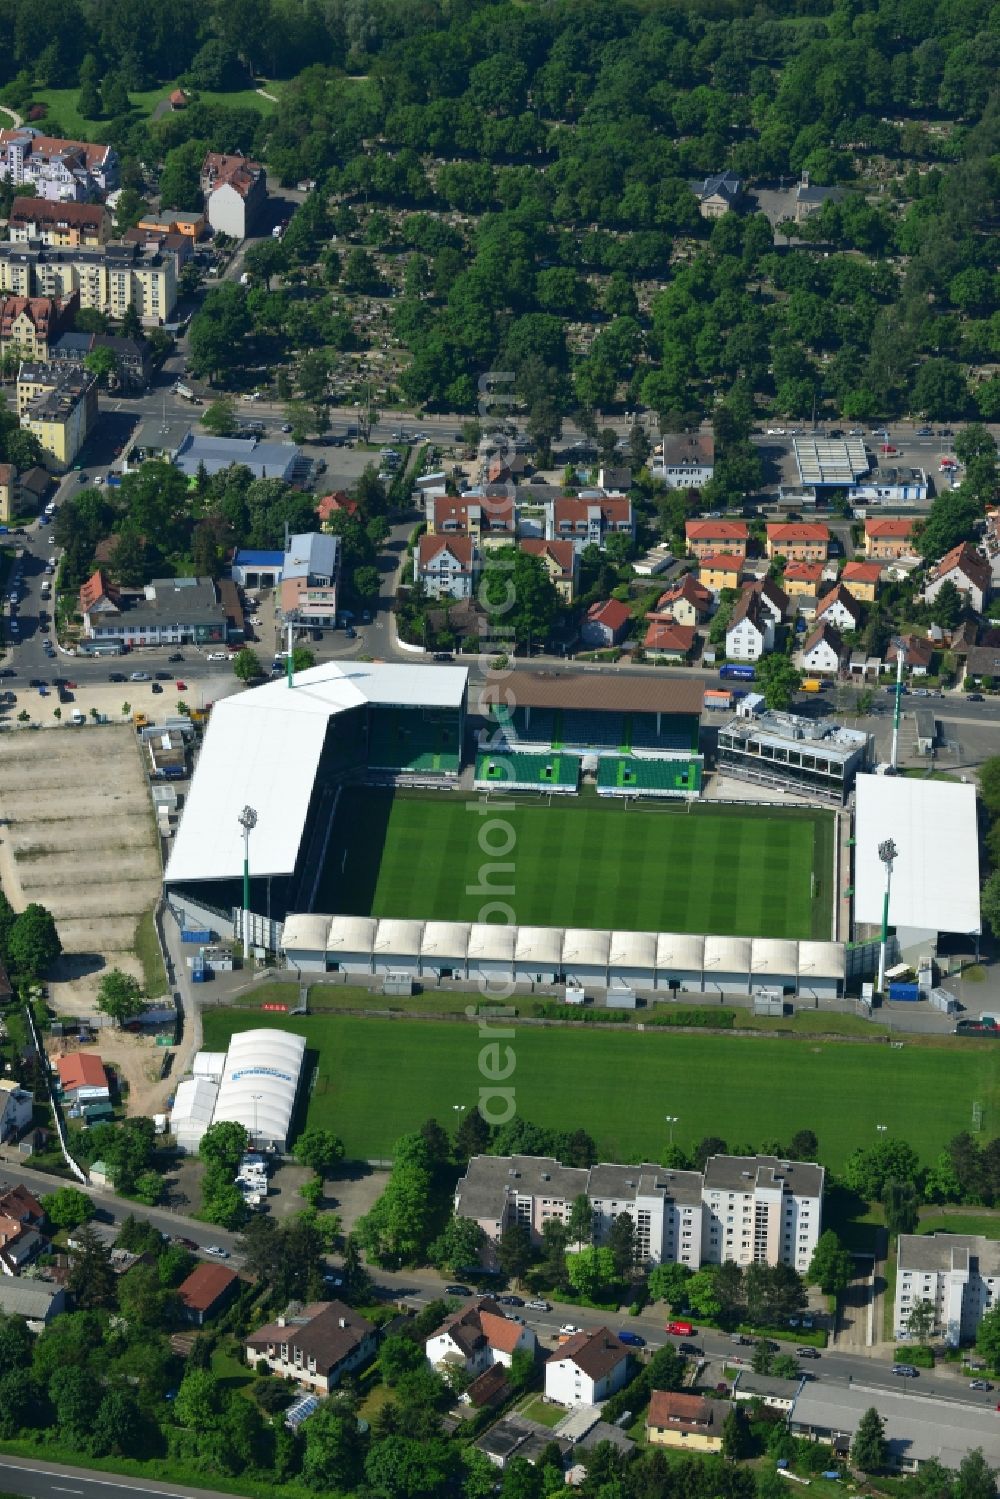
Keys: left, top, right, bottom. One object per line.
{"left": 201, "top": 1010, "right": 1000, "bottom": 1171}
{"left": 314, "top": 788, "right": 834, "bottom": 939}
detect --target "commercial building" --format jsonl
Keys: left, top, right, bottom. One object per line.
{"left": 201, "top": 152, "right": 267, "bottom": 239}
{"left": 78, "top": 574, "right": 229, "bottom": 647}
{"left": 278, "top": 532, "right": 341, "bottom": 629}
{"left": 453, "top": 1152, "right": 823, "bottom": 1273}
{"left": 173, "top": 432, "right": 298, "bottom": 482}
{"left": 8, "top": 197, "right": 111, "bottom": 247}
{"left": 849, "top": 468, "right": 928, "bottom": 505}
{"left": 0, "top": 240, "right": 177, "bottom": 326}
{"left": 792, "top": 436, "right": 869, "bottom": 488}
{"left": 853, "top": 774, "right": 981, "bottom": 956}
{"left": 788, "top": 1380, "right": 1000, "bottom": 1473}
{"left": 17, "top": 361, "right": 97, "bottom": 471}
{"left": 136, "top": 209, "right": 206, "bottom": 240}
{"left": 169, "top": 1029, "right": 306, "bottom": 1153}
{"left": 894, "top": 1234, "right": 1000, "bottom": 1346}
{"left": 130, "top": 416, "right": 192, "bottom": 463}
{"left": 244, "top": 1300, "right": 376, "bottom": 1393}
{"left": 717, "top": 710, "right": 870, "bottom": 804}
{"left": 0, "top": 128, "right": 119, "bottom": 201}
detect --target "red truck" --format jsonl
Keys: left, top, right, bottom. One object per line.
{"left": 665, "top": 1320, "right": 695, "bottom": 1336}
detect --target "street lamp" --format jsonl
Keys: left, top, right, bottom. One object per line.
{"left": 876, "top": 1123, "right": 888, "bottom": 1135}
{"left": 876, "top": 837, "right": 898, "bottom": 996}
{"left": 665, "top": 1115, "right": 679, "bottom": 1147}
{"left": 453, "top": 1104, "right": 467, "bottom": 1134}
{"left": 238, "top": 804, "right": 258, "bottom": 961}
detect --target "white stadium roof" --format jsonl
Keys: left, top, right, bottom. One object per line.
{"left": 854, "top": 774, "right": 980, "bottom": 934}
{"left": 282, "top": 913, "right": 332, "bottom": 953}
{"left": 421, "top": 921, "right": 471, "bottom": 959}
{"left": 165, "top": 662, "right": 467, "bottom": 885}
{"left": 610, "top": 931, "right": 657, "bottom": 968}
{"left": 467, "top": 923, "right": 516, "bottom": 962}
{"left": 212, "top": 1028, "right": 306, "bottom": 1150}
{"left": 656, "top": 933, "right": 705, "bottom": 970}
{"left": 750, "top": 938, "right": 799, "bottom": 976}
{"left": 704, "top": 935, "right": 752, "bottom": 972}
{"left": 515, "top": 927, "right": 564, "bottom": 966}
{"left": 326, "top": 916, "right": 378, "bottom": 955}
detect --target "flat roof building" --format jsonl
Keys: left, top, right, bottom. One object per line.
{"left": 789, "top": 1379, "right": 1000, "bottom": 1473}
{"left": 793, "top": 436, "right": 869, "bottom": 487}
{"left": 895, "top": 1233, "right": 1000, "bottom": 1346}
{"left": 717, "top": 710, "right": 871, "bottom": 803}
{"left": 174, "top": 433, "right": 299, "bottom": 482}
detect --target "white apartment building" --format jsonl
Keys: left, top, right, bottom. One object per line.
{"left": 545, "top": 1328, "right": 633, "bottom": 1408}
{"left": 455, "top": 1152, "right": 823, "bottom": 1272}
{"left": 895, "top": 1234, "right": 1000, "bottom": 1347}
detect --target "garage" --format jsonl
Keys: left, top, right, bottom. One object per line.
{"left": 420, "top": 921, "right": 471, "bottom": 981}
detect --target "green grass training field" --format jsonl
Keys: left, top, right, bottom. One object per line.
{"left": 316, "top": 789, "right": 833, "bottom": 939}
{"left": 201, "top": 1011, "right": 999, "bottom": 1171}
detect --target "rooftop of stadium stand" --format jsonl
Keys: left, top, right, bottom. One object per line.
{"left": 489, "top": 671, "right": 704, "bottom": 715}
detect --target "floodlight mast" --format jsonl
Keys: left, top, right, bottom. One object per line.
{"left": 889, "top": 646, "right": 904, "bottom": 771}
{"left": 876, "top": 836, "right": 898, "bottom": 996}
{"left": 238, "top": 804, "right": 258, "bottom": 960}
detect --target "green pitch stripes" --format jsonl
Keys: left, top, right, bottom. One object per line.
{"left": 315, "top": 790, "right": 833, "bottom": 939}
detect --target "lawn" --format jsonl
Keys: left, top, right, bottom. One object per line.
{"left": 316, "top": 789, "right": 834, "bottom": 939}
{"left": 200, "top": 1010, "right": 1000, "bottom": 1169}
{"left": 134, "top": 907, "right": 167, "bottom": 998}
{"left": 27, "top": 84, "right": 275, "bottom": 140}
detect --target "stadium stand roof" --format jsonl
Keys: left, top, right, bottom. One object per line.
{"left": 563, "top": 928, "right": 611, "bottom": 966}
{"left": 515, "top": 927, "right": 564, "bottom": 966}
{"left": 421, "top": 921, "right": 471, "bottom": 959}
{"left": 326, "top": 916, "right": 378, "bottom": 955}
{"left": 496, "top": 670, "right": 703, "bottom": 715}
{"left": 750, "top": 938, "right": 799, "bottom": 975}
{"left": 165, "top": 662, "right": 467, "bottom": 885}
{"left": 854, "top": 774, "right": 980, "bottom": 934}
{"left": 282, "top": 913, "right": 331, "bottom": 952}
{"left": 609, "top": 931, "right": 657, "bottom": 968}
{"left": 656, "top": 933, "right": 705, "bottom": 969}
{"left": 211, "top": 1028, "right": 306, "bottom": 1150}
{"left": 468, "top": 924, "right": 516, "bottom": 962}
{"left": 373, "top": 918, "right": 425, "bottom": 955}
{"left": 703, "top": 935, "right": 752, "bottom": 972}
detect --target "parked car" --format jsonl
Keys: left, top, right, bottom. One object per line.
{"left": 796, "top": 1347, "right": 821, "bottom": 1359}
{"left": 109, "top": 672, "right": 126, "bottom": 682}
{"left": 204, "top": 1245, "right": 229, "bottom": 1259}
{"left": 618, "top": 1331, "right": 646, "bottom": 1347}
{"left": 444, "top": 1284, "right": 472, "bottom": 1296}
{"left": 497, "top": 1295, "right": 525, "bottom": 1307}
{"left": 176, "top": 680, "right": 187, "bottom": 690}
{"left": 130, "top": 671, "right": 151, "bottom": 681}
{"left": 678, "top": 1342, "right": 703, "bottom": 1357}
{"left": 967, "top": 693, "right": 985, "bottom": 701}
{"left": 151, "top": 682, "right": 163, "bottom": 693}
{"left": 168, "top": 653, "right": 185, "bottom": 662}
{"left": 525, "top": 1299, "right": 550, "bottom": 1311}
{"left": 970, "top": 1379, "right": 994, "bottom": 1391}
{"left": 892, "top": 1364, "right": 919, "bottom": 1377}
{"left": 559, "top": 1323, "right": 581, "bottom": 1337}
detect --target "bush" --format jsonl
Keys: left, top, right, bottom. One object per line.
{"left": 896, "top": 1344, "right": 934, "bottom": 1367}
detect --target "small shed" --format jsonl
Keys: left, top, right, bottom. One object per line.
{"left": 325, "top": 915, "right": 377, "bottom": 974}
{"left": 655, "top": 933, "right": 705, "bottom": 992}
{"left": 421, "top": 921, "right": 471, "bottom": 980}
{"left": 702, "top": 935, "right": 751, "bottom": 995}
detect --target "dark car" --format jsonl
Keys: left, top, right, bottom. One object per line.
{"left": 618, "top": 1330, "right": 646, "bottom": 1347}
{"left": 796, "top": 1347, "right": 821, "bottom": 1359}
{"left": 345, "top": 625, "right": 357, "bottom": 639}
{"left": 678, "top": 1342, "right": 703, "bottom": 1356}
{"left": 168, "top": 653, "right": 185, "bottom": 663}
{"left": 432, "top": 651, "right": 453, "bottom": 662}
{"left": 892, "top": 1364, "right": 919, "bottom": 1377}
{"left": 151, "top": 682, "right": 164, "bottom": 693}
{"left": 967, "top": 692, "right": 985, "bottom": 701}
{"left": 109, "top": 672, "right": 126, "bottom": 682}
{"left": 174, "top": 1236, "right": 199, "bottom": 1251}
{"left": 444, "top": 1284, "right": 472, "bottom": 1296}
{"left": 970, "top": 1379, "right": 994, "bottom": 1391}
{"left": 154, "top": 671, "right": 171, "bottom": 680}
{"left": 497, "top": 1295, "right": 525, "bottom": 1307}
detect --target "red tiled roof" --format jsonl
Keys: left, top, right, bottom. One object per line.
{"left": 10, "top": 197, "right": 106, "bottom": 229}
{"left": 784, "top": 561, "right": 827, "bottom": 583}
{"left": 766, "top": 522, "right": 830, "bottom": 543}
{"left": 0, "top": 131, "right": 112, "bottom": 170}
{"left": 843, "top": 561, "right": 882, "bottom": 585}
{"left": 56, "top": 1053, "right": 108, "bottom": 1091}
{"left": 817, "top": 583, "right": 860, "bottom": 619}
{"left": 178, "top": 1261, "right": 238, "bottom": 1313}
{"left": 648, "top": 1391, "right": 714, "bottom": 1428}
{"left": 685, "top": 519, "right": 748, "bottom": 542}
{"left": 417, "top": 534, "right": 475, "bottom": 569}
{"left": 480, "top": 1311, "right": 525, "bottom": 1354}
{"left": 644, "top": 621, "right": 695, "bottom": 653}
{"left": 698, "top": 552, "right": 743, "bottom": 571}
{"left": 519, "top": 538, "right": 575, "bottom": 577}
{"left": 586, "top": 598, "right": 631, "bottom": 631}
{"left": 653, "top": 574, "right": 712, "bottom": 613}
{"left": 864, "top": 518, "right": 915, "bottom": 538}
{"left": 78, "top": 569, "right": 119, "bottom": 612}
{"left": 316, "top": 492, "right": 358, "bottom": 521}
{"left": 554, "top": 495, "right": 632, "bottom": 525}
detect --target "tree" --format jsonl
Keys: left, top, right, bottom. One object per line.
{"left": 293, "top": 1128, "right": 345, "bottom": 1175}
{"left": 231, "top": 647, "right": 263, "bottom": 682}
{"left": 929, "top": 578, "right": 962, "bottom": 629}
{"left": 290, "top": 646, "right": 315, "bottom": 672}
{"left": 808, "top": 1230, "right": 853, "bottom": 1295}
{"left": 380, "top": 1336, "right": 427, "bottom": 1386}
{"left": 722, "top": 1407, "right": 751, "bottom": 1461}
{"left": 608, "top": 1212, "right": 635, "bottom": 1278}
{"left": 843, "top": 1139, "right": 920, "bottom": 1202}
{"left": 566, "top": 1245, "right": 617, "bottom": 1299}
{"left": 41, "top": 1186, "right": 93, "bottom": 1231}
{"left": 174, "top": 1368, "right": 221, "bottom": 1428}
{"left": 567, "top": 1193, "right": 594, "bottom": 1248}
{"left": 684, "top": 1266, "right": 722, "bottom": 1320}
{"left": 202, "top": 397, "right": 239, "bottom": 436}
{"left": 756, "top": 654, "right": 803, "bottom": 711}
{"left": 850, "top": 1406, "right": 888, "bottom": 1472}
{"left": 789, "top": 1129, "right": 819, "bottom": 1161}
{"left": 976, "top": 1304, "right": 1000, "bottom": 1373}
{"left": 95, "top": 968, "right": 145, "bottom": 1023}
{"left": 429, "top": 1215, "right": 486, "bottom": 1275}
{"left": 479, "top": 546, "right": 559, "bottom": 651}
{"left": 751, "top": 1338, "right": 774, "bottom": 1375}
{"left": 884, "top": 1179, "right": 920, "bottom": 1236}
{"left": 771, "top": 1354, "right": 801, "bottom": 1380}
{"left": 356, "top": 1132, "right": 437, "bottom": 1265}
{"left": 497, "top": 1221, "right": 533, "bottom": 1284}
{"left": 66, "top": 1222, "right": 116, "bottom": 1308}
{"left": 83, "top": 346, "right": 118, "bottom": 387}
{"left": 907, "top": 1298, "right": 936, "bottom": 1343}
{"left": 955, "top": 1449, "right": 998, "bottom": 1499}
{"left": 200, "top": 1120, "right": 249, "bottom": 1175}
{"left": 353, "top": 565, "right": 380, "bottom": 601}
{"left": 7, "top": 902, "right": 61, "bottom": 979}
{"left": 981, "top": 871, "right": 1000, "bottom": 939}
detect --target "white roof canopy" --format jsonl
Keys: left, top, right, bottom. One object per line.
{"left": 212, "top": 1028, "right": 306, "bottom": 1148}
{"left": 165, "top": 662, "right": 467, "bottom": 885}
{"left": 854, "top": 774, "right": 980, "bottom": 933}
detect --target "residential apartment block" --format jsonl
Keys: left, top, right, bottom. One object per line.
{"left": 454, "top": 1152, "right": 823, "bottom": 1273}
{"left": 726, "top": 590, "right": 773, "bottom": 662}
{"left": 864, "top": 518, "right": 918, "bottom": 560}
{"left": 244, "top": 1300, "right": 376, "bottom": 1393}
{"left": 0, "top": 128, "right": 119, "bottom": 201}
{"left": 8, "top": 196, "right": 111, "bottom": 247}
{"left": 415, "top": 534, "right": 479, "bottom": 598}
{"left": 201, "top": 152, "right": 266, "bottom": 238}
{"left": 78, "top": 573, "right": 229, "bottom": 647}
{"left": 429, "top": 493, "right": 516, "bottom": 545}
{"left": 655, "top": 432, "right": 715, "bottom": 490}
{"left": 0, "top": 292, "right": 77, "bottom": 361}
{"left": 684, "top": 517, "right": 747, "bottom": 559}
{"left": 16, "top": 361, "right": 97, "bottom": 471}
{"left": 765, "top": 523, "right": 830, "bottom": 563}
{"left": 548, "top": 493, "right": 634, "bottom": 552}
{"left": 895, "top": 1234, "right": 1000, "bottom": 1347}
{"left": 0, "top": 241, "right": 177, "bottom": 326}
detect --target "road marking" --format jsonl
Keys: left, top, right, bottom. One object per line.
{"left": 52, "top": 1487, "right": 84, "bottom": 1493}
{"left": 0, "top": 1468, "right": 190, "bottom": 1499}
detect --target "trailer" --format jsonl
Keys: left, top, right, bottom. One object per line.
{"left": 888, "top": 981, "right": 920, "bottom": 1002}
{"left": 720, "top": 663, "right": 756, "bottom": 681}
{"left": 703, "top": 688, "right": 733, "bottom": 711}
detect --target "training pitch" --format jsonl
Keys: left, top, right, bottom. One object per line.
{"left": 315, "top": 788, "right": 834, "bottom": 939}
{"left": 201, "top": 1010, "right": 998, "bottom": 1171}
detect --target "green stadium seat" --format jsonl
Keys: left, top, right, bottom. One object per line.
{"left": 597, "top": 755, "right": 703, "bottom": 797}
{"left": 475, "top": 751, "right": 580, "bottom": 793}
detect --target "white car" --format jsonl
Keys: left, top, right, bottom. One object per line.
{"left": 205, "top": 1245, "right": 229, "bottom": 1258}
{"left": 206, "top": 651, "right": 227, "bottom": 661}
{"left": 765, "top": 427, "right": 785, "bottom": 436}
{"left": 559, "top": 1323, "right": 581, "bottom": 1336}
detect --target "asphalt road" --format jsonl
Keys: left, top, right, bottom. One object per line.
{"left": 0, "top": 1454, "right": 244, "bottom": 1499}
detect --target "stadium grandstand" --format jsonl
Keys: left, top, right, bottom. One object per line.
{"left": 164, "top": 662, "right": 468, "bottom": 941}
{"left": 479, "top": 672, "right": 704, "bottom": 799}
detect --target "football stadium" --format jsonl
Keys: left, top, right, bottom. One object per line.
{"left": 164, "top": 662, "right": 840, "bottom": 992}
